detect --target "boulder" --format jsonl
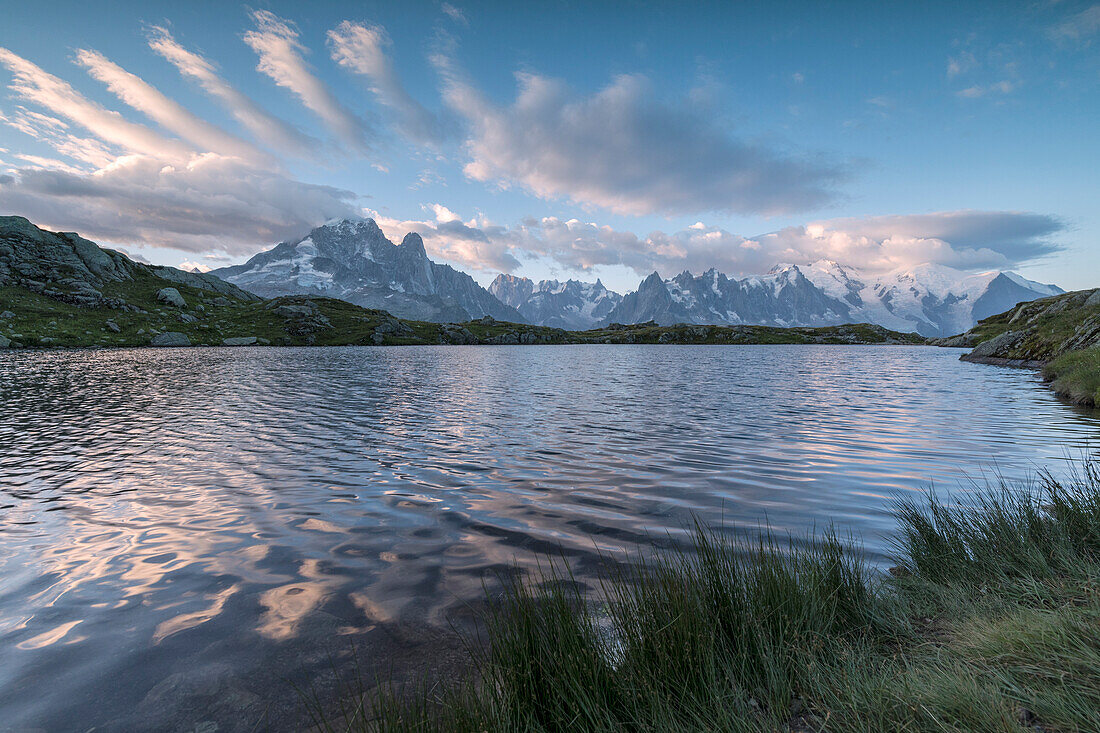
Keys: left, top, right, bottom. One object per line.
{"left": 105, "top": 320, "right": 121, "bottom": 333}
{"left": 1086, "top": 290, "right": 1100, "bottom": 309}
{"left": 151, "top": 331, "right": 191, "bottom": 347}
{"left": 274, "top": 304, "right": 317, "bottom": 318}
{"left": 0, "top": 310, "right": 14, "bottom": 319}
{"left": 156, "top": 287, "right": 186, "bottom": 308}
{"left": 967, "top": 330, "right": 1021, "bottom": 359}
{"left": 0, "top": 334, "right": 9, "bottom": 348}
{"left": 222, "top": 336, "right": 258, "bottom": 346}
{"left": 179, "top": 313, "right": 198, "bottom": 323}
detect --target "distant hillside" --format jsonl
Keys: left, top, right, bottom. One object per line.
{"left": 943, "top": 288, "right": 1100, "bottom": 406}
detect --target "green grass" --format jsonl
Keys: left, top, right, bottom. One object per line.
{"left": 313, "top": 460, "right": 1100, "bottom": 732}
{"left": 1043, "top": 347, "right": 1100, "bottom": 407}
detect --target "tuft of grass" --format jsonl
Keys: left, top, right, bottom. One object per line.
{"left": 1044, "top": 346, "right": 1100, "bottom": 407}
{"left": 312, "top": 459, "right": 1100, "bottom": 732}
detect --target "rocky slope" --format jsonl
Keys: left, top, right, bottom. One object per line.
{"left": 489, "top": 275, "right": 622, "bottom": 329}
{"left": 212, "top": 218, "right": 523, "bottom": 323}
{"left": 596, "top": 261, "right": 1060, "bottom": 337}
{"left": 942, "top": 288, "right": 1100, "bottom": 406}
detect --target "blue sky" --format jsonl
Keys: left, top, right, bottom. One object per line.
{"left": 0, "top": 0, "right": 1097, "bottom": 292}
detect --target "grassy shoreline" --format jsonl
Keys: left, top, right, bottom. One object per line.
{"left": 314, "top": 461, "right": 1100, "bottom": 732}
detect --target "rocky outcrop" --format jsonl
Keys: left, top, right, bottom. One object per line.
{"left": 953, "top": 289, "right": 1100, "bottom": 369}
{"left": 0, "top": 216, "right": 256, "bottom": 310}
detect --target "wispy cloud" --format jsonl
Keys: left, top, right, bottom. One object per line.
{"left": 1050, "top": 4, "right": 1100, "bottom": 40}
{"left": 436, "top": 64, "right": 847, "bottom": 217}
{"left": 956, "top": 80, "right": 1015, "bottom": 98}
{"left": 0, "top": 41, "right": 359, "bottom": 255}
{"left": 441, "top": 3, "right": 468, "bottom": 26}
{"left": 0, "top": 48, "right": 192, "bottom": 161}
{"left": 74, "top": 48, "right": 271, "bottom": 166}
{"left": 147, "top": 26, "right": 320, "bottom": 158}
{"left": 243, "top": 10, "right": 373, "bottom": 153}
{"left": 327, "top": 21, "right": 447, "bottom": 146}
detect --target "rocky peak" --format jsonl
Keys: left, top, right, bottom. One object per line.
{"left": 399, "top": 232, "right": 427, "bottom": 259}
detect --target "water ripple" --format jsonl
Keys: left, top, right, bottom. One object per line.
{"left": 0, "top": 345, "right": 1098, "bottom": 730}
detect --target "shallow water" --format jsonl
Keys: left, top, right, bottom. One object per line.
{"left": 1, "top": 345, "right": 1098, "bottom": 731}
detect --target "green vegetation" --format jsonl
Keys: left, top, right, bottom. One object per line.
{"left": 1044, "top": 347, "right": 1100, "bottom": 408}
{"left": 313, "top": 461, "right": 1100, "bottom": 732}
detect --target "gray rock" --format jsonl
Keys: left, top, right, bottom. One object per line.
{"left": 151, "top": 331, "right": 191, "bottom": 347}
{"left": 968, "top": 330, "right": 1021, "bottom": 359}
{"left": 0, "top": 310, "right": 13, "bottom": 319}
{"left": 156, "top": 287, "right": 186, "bottom": 308}
{"left": 1086, "top": 289, "right": 1100, "bottom": 309}
{"left": 105, "top": 320, "right": 121, "bottom": 333}
{"left": 179, "top": 313, "right": 198, "bottom": 323}
{"left": 274, "top": 304, "right": 317, "bottom": 318}
{"left": 0, "top": 334, "right": 9, "bottom": 348}
{"left": 222, "top": 336, "right": 257, "bottom": 346}
{"left": 371, "top": 331, "right": 385, "bottom": 345}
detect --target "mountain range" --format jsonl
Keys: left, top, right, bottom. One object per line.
{"left": 489, "top": 275, "right": 623, "bottom": 330}
{"left": 212, "top": 218, "right": 523, "bottom": 323}
{"left": 598, "top": 261, "right": 1062, "bottom": 337}
{"left": 210, "top": 217, "right": 1060, "bottom": 336}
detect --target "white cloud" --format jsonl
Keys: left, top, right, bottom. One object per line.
{"left": 366, "top": 208, "right": 1064, "bottom": 279}
{"left": 147, "top": 26, "right": 320, "bottom": 158}
{"left": 0, "top": 48, "right": 193, "bottom": 162}
{"left": 179, "top": 260, "right": 212, "bottom": 272}
{"left": 0, "top": 154, "right": 358, "bottom": 254}
{"left": 74, "top": 48, "right": 271, "bottom": 166}
{"left": 436, "top": 66, "right": 846, "bottom": 217}
{"left": 327, "top": 21, "right": 445, "bottom": 145}
{"left": 243, "top": 11, "right": 373, "bottom": 153}
{"left": 0, "top": 42, "right": 360, "bottom": 255}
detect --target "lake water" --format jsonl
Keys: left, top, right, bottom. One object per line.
{"left": 1, "top": 345, "right": 1098, "bottom": 731}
